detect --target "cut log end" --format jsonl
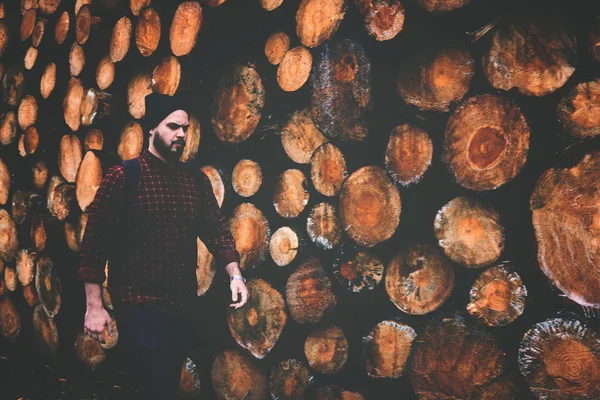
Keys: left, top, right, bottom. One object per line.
{"left": 232, "top": 159, "right": 262, "bottom": 197}
{"left": 273, "top": 169, "right": 309, "bottom": 218}
{"left": 269, "top": 226, "right": 299, "bottom": 267}
{"left": 296, "top": 0, "right": 346, "bottom": 48}
{"left": 306, "top": 202, "right": 342, "bottom": 250}
{"left": 311, "top": 143, "right": 347, "bottom": 196}
{"left": 229, "top": 203, "right": 269, "bottom": 270}
{"left": 304, "top": 325, "right": 348, "bottom": 374}
{"left": 557, "top": 79, "right": 600, "bottom": 139}
{"left": 282, "top": 109, "right": 328, "bottom": 164}
{"left": 265, "top": 32, "right": 290, "bottom": 65}
{"left": 385, "top": 124, "right": 432, "bottom": 185}
{"left": 362, "top": 320, "right": 416, "bottom": 378}
{"left": 286, "top": 258, "right": 336, "bottom": 324}
{"left": 277, "top": 46, "right": 313, "bottom": 92}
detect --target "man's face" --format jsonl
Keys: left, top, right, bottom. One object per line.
{"left": 150, "top": 109, "right": 189, "bottom": 161}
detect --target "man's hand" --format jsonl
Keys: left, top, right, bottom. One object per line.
{"left": 230, "top": 279, "right": 249, "bottom": 309}
{"left": 84, "top": 306, "right": 113, "bottom": 343}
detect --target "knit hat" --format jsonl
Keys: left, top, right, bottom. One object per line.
{"left": 141, "top": 93, "right": 188, "bottom": 132}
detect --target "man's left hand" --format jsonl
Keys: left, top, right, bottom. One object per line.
{"left": 230, "top": 280, "right": 249, "bottom": 308}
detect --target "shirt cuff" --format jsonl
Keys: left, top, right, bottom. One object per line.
{"left": 216, "top": 249, "right": 240, "bottom": 267}
{"left": 78, "top": 267, "right": 106, "bottom": 284}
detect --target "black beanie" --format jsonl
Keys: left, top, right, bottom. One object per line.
{"left": 141, "top": 93, "right": 188, "bottom": 132}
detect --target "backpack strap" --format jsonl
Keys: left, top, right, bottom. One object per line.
{"left": 122, "top": 158, "right": 141, "bottom": 213}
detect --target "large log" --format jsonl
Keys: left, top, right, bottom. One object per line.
{"left": 286, "top": 257, "right": 336, "bottom": 324}
{"left": 385, "top": 124, "right": 432, "bottom": 186}
{"left": 180, "top": 115, "right": 201, "bottom": 163}
{"left": 282, "top": 109, "right": 328, "bottom": 164}
{"left": 273, "top": 169, "right": 310, "bottom": 218}
{"left": 434, "top": 196, "right": 504, "bottom": 268}
{"left": 96, "top": 55, "right": 115, "bottom": 90}
{"left": 310, "top": 142, "right": 347, "bottom": 196}
{"left": 0, "top": 209, "right": 19, "bottom": 262}
{"left": 519, "top": 318, "right": 600, "bottom": 399}
{"left": 339, "top": 166, "right": 400, "bottom": 247}
{"left": 304, "top": 324, "right": 348, "bottom": 374}
{"left": 36, "top": 255, "right": 61, "bottom": 317}
{"left": 296, "top": 0, "right": 346, "bottom": 48}
{"left": 54, "top": 11, "right": 69, "bottom": 44}
{"left": 170, "top": 1, "right": 202, "bottom": 57}
{"left": 229, "top": 203, "right": 270, "bottom": 270}
{"left": 269, "top": 226, "right": 299, "bottom": 267}
{"left": 0, "top": 20, "right": 8, "bottom": 57}
{"left": 40, "top": 62, "right": 56, "bottom": 99}
{"left": 33, "top": 304, "right": 59, "bottom": 356}
{"left": 32, "top": 18, "right": 46, "bottom": 47}
{"left": 152, "top": 56, "right": 181, "bottom": 96}
{"left": 0, "top": 296, "right": 20, "bottom": 344}
{"left": 269, "top": 359, "right": 312, "bottom": 399}
{"left": 59, "top": 134, "right": 83, "bottom": 183}
{"left": 16, "top": 248, "right": 36, "bottom": 286}
{"left": 19, "top": 126, "right": 40, "bottom": 156}
{"left": 135, "top": 7, "right": 160, "bottom": 57}
{"left": 362, "top": 320, "right": 416, "bottom": 378}
{"left": 0, "top": 158, "right": 10, "bottom": 205}
{"left": 557, "top": 79, "right": 600, "bottom": 139}
{"left": 69, "top": 42, "right": 85, "bottom": 77}
{"left": 306, "top": 202, "right": 342, "bottom": 250}
{"left": 110, "top": 16, "right": 132, "bottom": 62}
{"left": 333, "top": 244, "right": 383, "bottom": 292}
{"left": 74, "top": 332, "right": 106, "bottom": 370}
{"left": 277, "top": 46, "right": 313, "bottom": 92}
{"left": 227, "top": 278, "right": 287, "bottom": 359}
{"left": 3, "top": 65, "right": 26, "bottom": 106}
{"left": 265, "top": 32, "right": 290, "bottom": 65}
{"left": 31, "top": 214, "right": 47, "bottom": 251}
{"left": 196, "top": 237, "right": 215, "bottom": 296}
{"left": 211, "top": 64, "right": 265, "bottom": 144}
{"left": 232, "top": 159, "right": 262, "bottom": 197}
{"left": 23, "top": 283, "right": 40, "bottom": 307}
{"left": 127, "top": 72, "right": 152, "bottom": 119}
{"left": 200, "top": 165, "right": 225, "bottom": 207}
{"left": 63, "top": 77, "right": 84, "bottom": 131}
{"left": 179, "top": 358, "right": 202, "bottom": 399}
{"left": 118, "top": 121, "right": 144, "bottom": 160}
{"left": 385, "top": 244, "right": 454, "bottom": 315}
{"left": 354, "top": 0, "right": 405, "bottom": 41}
{"left": 21, "top": 9, "right": 37, "bottom": 41}
{"left": 85, "top": 129, "right": 104, "bottom": 151}
{"left": 75, "top": 151, "right": 102, "bottom": 212}
{"left": 130, "top": 0, "right": 150, "bottom": 16}
{"left": 443, "top": 94, "right": 530, "bottom": 190}
{"left": 311, "top": 38, "right": 372, "bottom": 142}
{"left": 212, "top": 349, "right": 268, "bottom": 400}
{"left": 39, "top": 0, "right": 61, "bottom": 15}
{"left": 32, "top": 160, "right": 49, "bottom": 189}
{"left": 530, "top": 151, "right": 600, "bottom": 307}
{"left": 467, "top": 263, "right": 527, "bottom": 327}
{"left": 24, "top": 46, "right": 39, "bottom": 70}
{"left": 4, "top": 265, "right": 17, "bottom": 291}
{"left": 483, "top": 16, "right": 577, "bottom": 96}
{"left": 0, "top": 111, "right": 17, "bottom": 145}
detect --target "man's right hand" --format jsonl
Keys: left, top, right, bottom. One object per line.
{"left": 84, "top": 306, "right": 113, "bottom": 343}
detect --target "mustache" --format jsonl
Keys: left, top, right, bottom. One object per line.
{"left": 172, "top": 140, "right": 185, "bottom": 145}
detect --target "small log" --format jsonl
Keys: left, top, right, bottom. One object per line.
{"left": 354, "top": 0, "right": 405, "bottom": 41}
{"left": 228, "top": 278, "right": 287, "bottom": 359}
{"left": 75, "top": 151, "right": 102, "bottom": 212}
{"left": 32, "top": 19, "right": 45, "bottom": 47}
{"left": 306, "top": 202, "right": 342, "bottom": 250}
{"left": 24, "top": 46, "right": 39, "bottom": 70}
{"left": 467, "top": 263, "right": 527, "bottom": 327}
{"left": 265, "top": 32, "right": 290, "bottom": 65}
{"left": 0, "top": 159, "right": 9, "bottom": 205}
{"left": 0, "top": 112, "right": 17, "bottom": 146}
{"left": 591, "top": 19, "right": 600, "bottom": 64}
{"left": 0, "top": 3, "right": 4, "bottom": 18}
{"left": 385, "top": 124, "right": 432, "bottom": 186}
{"left": 170, "top": 1, "right": 202, "bottom": 57}
{"left": 211, "top": 64, "right": 265, "bottom": 144}
{"left": 196, "top": 237, "right": 215, "bottom": 296}
{"left": 75, "top": 0, "right": 92, "bottom": 15}
{"left": 200, "top": 166, "right": 225, "bottom": 207}
{"left": 100, "top": 316, "right": 118, "bottom": 350}
{"left": 333, "top": 245, "right": 383, "bottom": 292}
{"left": 16, "top": 248, "right": 37, "bottom": 286}
{"left": 269, "top": 359, "right": 312, "bottom": 399}
{"left": 179, "top": 114, "right": 201, "bottom": 163}
{"left": 74, "top": 332, "right": 106, "bottom": 370}
{"left": 54, "top": 11, "right": 69, "bottom": 44}
{"left": 179, "top": 358, "right": 202, "bottom": 398}
{"left": 530, "top": 151, "right": 600, "bottom": 307}
{"left": 3, "top": 65, "right": 26, "bottom": 106}
{"left": 21, "top": 9, "right": 37, "bottom": 41}
{"left": 32, "top": 160, "right": 48, "bottom": 189}
{"left": 96, "top": 55, "right": 115, "bottom": 90}
{"left": 396, "top": 46, "right": 473, "bottom": 112}
{"left": 0, "top": 209, "right": 19, "bottom": 262}
{"left": 443, "top": 94, "right": 530, "bottom": 190}
{"left": 286, "top": 257, "right": 336, "bottom": 324}
{"left": 557, "top": 79, "right": 600, "bottom": 139}
{"left": 127, "top": 72, "right": 152, "bottom": 119}
{"left": 75, "top": 4, "right": 101, "bottom": 45}
{"left": 110, "top": 16, "right": 132, "bottom": 62}
{"left": 211, "top": 349, "right": 268, "bottom": 400}
{"left": 85, "top": 129, "right": 104, "bottom": 151}
{"left": 33, "top": 304, "right": 59, "bottom": 356}
{"left": 11, "top": 190, "right": 32, "bottom": 223}
{"left": 261, "top": 0, "right": 283, "bottom": 11}
{"left": 304, "top": 324, "right": 348, "bottom": 374}
{"left": 36, "top": 255, "right": 61, "bottom": 317}
{"left": 118, "top": 121, "right": 144, "bottom": 160}
{"left": 65, "top": 220, "right": 79, "bottom": 251}
{"left": 59, "top": 134, "right": 83, "bottom": 183}
{"left": 47, "top": 175, "right": 65, "bottom": 216}
{"left": 152, "top": 55, "right": 181, "bottom": 96}
{"left": 362, "top": 320, "right": 416, "bottom": 378}
{"left": 31, "top": 215, "right": 47, "bottom": 251}
{"left": 232, "top": 159, "right": 262, "bottom": 197}
{"left": 80, "top": 88, "right": 112, "bottom": 126}
{"left": 277, "top": 46, "right": 313, "bottom": 92}
{"left": 4, "top": 265, "right": 17, "bottom": 291}
{"left": 135, "top": 7, "right": 160, "bottom": 57}
{"left": 519, "top": 318, "right": 600, "bottom": 399}
{"left": 39, "top": 0, "right": 60, "bottom": 14}
{"left": 282, "top": 109, "right": 328, "bottom": 164}
{"left": 410, "top": 316, "right": 510, "bottom": 399}
{"left": 69, "top": 42, "right": 85, "bottom": 76}
{"left": 434, "top": 196, "right": 504, "bottom": 268}
{"left": 63, "top": 77, "right": 84, "bottom": 131}
{"left": 483, "top": 16, "right": 577, "bottom": 96}
{"left": 229, "top": 203, "right": 270, "bottom": 270}
{"left": 0, "top": 297, "right": 21, "bottom": 344}
{"left": 23, "top": 283, "right": 39, "bottom": 306}
{"left": 52, "top": 183, "right": 75, "bottom": 221}
{"left": 339, "top": 166, "right": 400, "bottom": 247}
{"left": 314, "top": 386, "right": 364, "bottom": 400}
{"left": 417, "top": 0, "right": 471, "bottom": 12}
{"left": 0, "top": 20, "right": 7, "bottom": 58}
{"left": 311, "top": 38, "right": 372, "bottom": 142}
{"left": 385, "top": 244, "right": 454, "bottom": 315}
{"left": 273, "top": 169, "right": 310, "bottom": 218}
{"left": 130, "top": 0, "right": 150, "bottom": 16}
{"left": 311, "top": 143, "right": 346, "bottom": 197}
{"left": 269, "top": 226, "right": 299, "bottom": 267}
{"left": 18, "top": 95, "right": 38, "bottom": 130}
{"left": 296, "top": 0, "right": 346, "bottom": 48}
{"left": 40, "top": 62, "right": 56, "bottom": 99}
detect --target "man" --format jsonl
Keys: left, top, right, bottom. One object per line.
{"left": 78, "top": 93, "right": 248, "bottom": 399}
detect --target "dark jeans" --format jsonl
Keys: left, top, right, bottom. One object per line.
{"left": 113, "top": 304, "right": 191, "bottom": 399}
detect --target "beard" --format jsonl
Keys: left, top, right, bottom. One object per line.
{"left": 153, "top": 133, "right": 185, "bottom": 162}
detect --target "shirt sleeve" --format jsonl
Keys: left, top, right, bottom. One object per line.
{"left": 197, "top": 172, "right": 240, "bottom": 267}
{"left": 78, "top": 165, "right": 125, "bottom": 284}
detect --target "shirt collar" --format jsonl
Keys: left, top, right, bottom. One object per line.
{"left": 141, "top": 149, "right": 183, "bottom": 171}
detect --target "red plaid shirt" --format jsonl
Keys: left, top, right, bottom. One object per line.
{"left": 79, "top": 149, "right": 239, "bottom": 309}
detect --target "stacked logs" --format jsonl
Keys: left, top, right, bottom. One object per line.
{"left": 0, "top": 0, "right": 599, "bottom": 399}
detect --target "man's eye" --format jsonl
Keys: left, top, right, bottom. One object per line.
{"left": 182, "top": 125, "right": 189, "bottom": 133}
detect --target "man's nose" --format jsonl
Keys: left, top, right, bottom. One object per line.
{"left": 175, "top": 128, "right": 186, "bottom": 138}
